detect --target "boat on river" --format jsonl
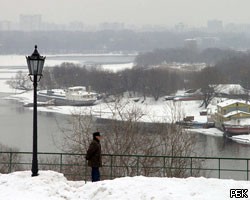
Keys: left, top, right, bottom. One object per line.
{"left": 222, "top": 118, "right": 250, "bottom": 136}
{"left": 37, "top": 86, "right": 98, "bottom": 106}
{"left": 223, "top": 125, "right": 250, "bottom": 135}
{"left": 176, "top": 120, "right": 215, "bottom": 128}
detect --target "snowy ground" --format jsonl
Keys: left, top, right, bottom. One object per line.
{"left": 7, "top": 90, "right": 207, "bottom": 122}
{"left": 230, "top": 134, "right": 250, "bottom": 144}
{"left": 187, "top": 127, "right": 224, "bottom": 137}
{"left": 0, "top": 171, "right": 249, "bottom": 200}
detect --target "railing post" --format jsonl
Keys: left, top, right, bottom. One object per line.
{"left": 247, "top": 159, "right": 249, "bottom": 181}
{"left": 136, "top": 156, "right": 139, "bottom": 176}
{"left": 85, "top": 158, "right": 87, "bottom": 183}
{"left": 9, "top": 152, "right": 13, "bottom": 173}
{"left": 218, "top": 158, "right": 221, "bottom": 179}
{"left": 110, "top": 155, "right": 113, "bottom": 179}
{"left": 60, "top": 153, "right": 63, "bottom": 173}
{"left": 190, "top": 157, "right": 193, "bottom": 176}
{"left": 163, "top": 156, "right": 166, "bottom": 177}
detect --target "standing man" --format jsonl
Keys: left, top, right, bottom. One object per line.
{"left": 86, "top": 131, "right": 102, "bottom": 182}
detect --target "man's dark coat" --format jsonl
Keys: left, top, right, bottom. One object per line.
{"left": 86, "top": 139, "right": 102, "bottom": 167}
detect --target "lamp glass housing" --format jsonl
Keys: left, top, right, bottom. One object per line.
{"left": 26, "top": 46, "right": 45, "bottom": 76}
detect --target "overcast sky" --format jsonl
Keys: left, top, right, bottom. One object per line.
{"left": 2, "top": 0, "right": 250, "bottom": 26}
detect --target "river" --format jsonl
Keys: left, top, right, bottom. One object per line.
{"left": 0, "top": 93, "right": 66, "bottom": 152}
{"left": 1, "top": 92, "right": 250, "bottom": 158}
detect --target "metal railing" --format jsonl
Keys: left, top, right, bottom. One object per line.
{"left": 0, "top": 151, "right": 249, "bottom": 181}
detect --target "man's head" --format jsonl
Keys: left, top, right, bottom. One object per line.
{"left": 93, "top": 131, "right": 102, "bottom": 140}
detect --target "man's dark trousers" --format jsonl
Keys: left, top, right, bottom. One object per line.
{"left": 91, "top": 167, "right": 100, "bottom": 182}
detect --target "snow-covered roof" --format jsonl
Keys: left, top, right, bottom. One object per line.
{"left": 175, "top": 89, "right": 201, "bottom": 96}
{"left": 214, "top": 84, "right": 246, "bottom": 95}
{"left": 68, "top": 86, "right": 87, "bottom": 91}
{"left": 223, "top": 110, "right": 250, "bottom": 118}
{"left": 217, "top": 99, "right": 250, "bottom": 107}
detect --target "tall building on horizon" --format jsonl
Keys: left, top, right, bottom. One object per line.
{"left": 207, "top": 20, "right": 223, "bottom": 32}
{"left": 0, "top": 21, "right": 11, "bottom": 31}
{"left": 19, "top": 14, "right": 42, "bottom": 31}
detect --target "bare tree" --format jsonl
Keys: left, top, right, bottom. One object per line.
{"left": 192, "top": 67, "right": 220, "bottom": 108}
{"left": 200, "top": 85, "right": 215, "bottom": 108}
{"left": 59, "top": 98, "right": 199, "bottom": 180}
{"left": 0, "top": 144, "right": 22, "bottom": 173}
{"left": 7, "top": 71, "right": 32, "bottom": 90}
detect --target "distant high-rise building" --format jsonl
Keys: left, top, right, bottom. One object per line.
{"left": 19, "top": 15, "right": 42, "bottom": 31}
{"left": 68, "top": 21, "right": 84, "bottom": 31}
{"left": 0, "top": 21, "right": 11, "bottom": 31}
{"left": 99, "top": 22, "right": 124, "bottom": 30}
{"left": 184, "top": 38, "right": 198, "bottom": 52}
{"left": 207, "top": 20, "right": 223, "bottom": 32}
{"left": 175, "top": 22, "right": 185, "bottom": 32}
{"left": 200, "top": 37, "right": 220, "bottom": 49}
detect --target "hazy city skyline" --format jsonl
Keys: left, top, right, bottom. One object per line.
{"left": 2, "top": 0, "right": 250, "bottom": 27}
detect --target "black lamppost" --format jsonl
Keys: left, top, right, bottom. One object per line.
{"left": 26, "top": 45, "right": 46, "bottom": 177}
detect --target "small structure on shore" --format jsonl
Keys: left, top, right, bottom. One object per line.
{"left": 37, "top": 86, "right": 98, "bottom": 106}
{"left": 215, "top": 99, "right": 250, "bottom": 135}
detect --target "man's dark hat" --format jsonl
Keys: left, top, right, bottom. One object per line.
{"left": 93, "top": 132, "right": 101, "bottom": 137}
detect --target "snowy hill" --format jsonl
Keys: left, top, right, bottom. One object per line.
{"left": 0, "top": 171, "right": 249, "bottom": 200}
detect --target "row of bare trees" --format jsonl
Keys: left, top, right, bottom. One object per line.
{"left": 7, "top": 63, "right": 184, "bottom": 100}
{"left": 8, "top": 60, "right": 242, "bottom": 109}
{"left": 135, "top": 47, "right": 243, "bottom": 67}
{"left": 56, "top": 99, "right": 200, "bottom": 180}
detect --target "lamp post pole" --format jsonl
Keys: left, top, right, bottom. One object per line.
{"left": 26, "top": 45, "right": 45, "bottom": 177}
{"left": 32, "top": 74, "right": 38, "bottom": 176}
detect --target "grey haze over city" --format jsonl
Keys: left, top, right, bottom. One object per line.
{"left": 1, "top": 0, "right": 250, "bottom": 27}
{"left": 1, "top": 0, "right": 250, "bottom": 54}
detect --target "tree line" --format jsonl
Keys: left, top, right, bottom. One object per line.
{"left": 39, "top": 63, "right": 182, "bottom": 101}
{"left": 135, "top": 47, "right": 246, "bottom": 66}
{"left": 1, "top": 30, "right": 250, "bottom": 54}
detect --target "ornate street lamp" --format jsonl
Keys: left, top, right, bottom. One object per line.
{"left": 26, "top": 45, "right": 46, "bottom": 177}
